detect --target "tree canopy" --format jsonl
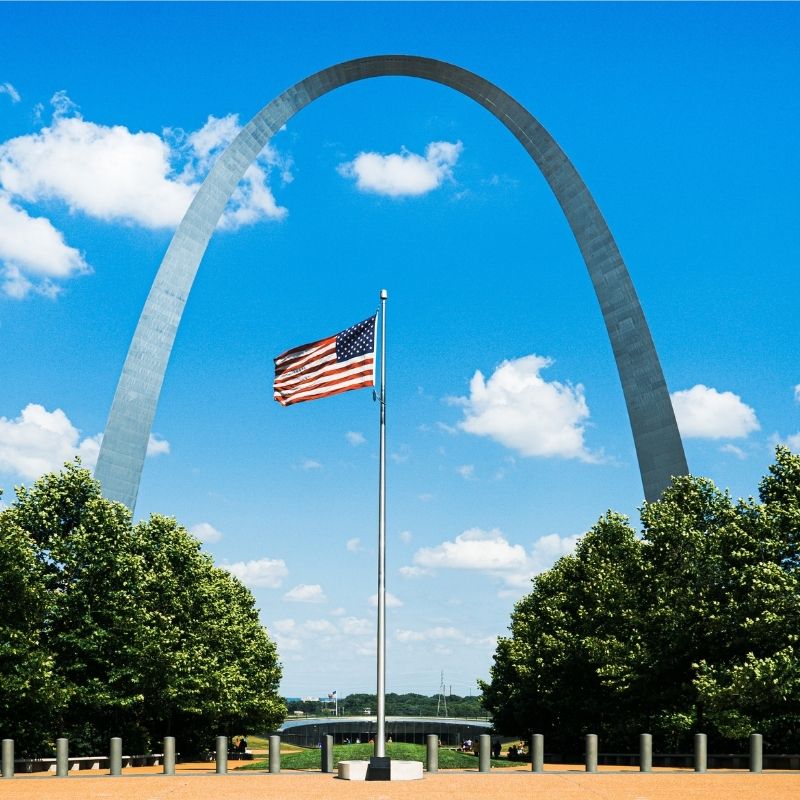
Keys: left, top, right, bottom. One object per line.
{"left": 0, "top": 462, "right": 285, "bottom": 756}
{"left": 480, "top": 447, "right": 800, "bottom": 753}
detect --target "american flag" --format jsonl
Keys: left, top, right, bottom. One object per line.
{"left": 273, "top": 315, "right": 377, "bottom": 406}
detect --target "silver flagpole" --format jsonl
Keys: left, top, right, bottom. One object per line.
{"left": 376, "top": 288, "right": 388, "bottom": 759}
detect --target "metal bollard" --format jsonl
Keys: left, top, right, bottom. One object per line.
{"left": 749, "top": 733, "right": 763, "bottom": 774}
{"left": 163, "top": 736, "right": 176, "bottom": 775}
{"left": 478, "top": 734, "right": 491, "bottom": 773}
{"left": 269, "top": 735, "right": 281, "bottom": 774}
{"left": 110, "top": 737, "right": 122, "bottom": 776}
{"left": 216, "top": 736, "right": 227, "bottom": 774}
{"left": 2, "top": 739, "right": 13, "bottom": 779}
{"left": 321, "top": 734, "right": 333, "bottom": 773}
{"left": 531, "top": 733, "right": 544, "bottom": 773}
{"left": 426, "top": 734, "right": 438, "bottom": 773}
{"left": 639, "top": 733, "right": 652, "bottom": 773}
{"left": 56, "top": 738, "right": 69, "bottom": 777}
{"left": 694, "top": 733, "right": 707, "bottom": 773}
{"left": 585, "top": 734, "right": 598, "bottom": 773}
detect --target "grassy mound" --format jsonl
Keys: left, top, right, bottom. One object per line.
{"left": 242, "top": 742, "right": 514, "bottom": 770}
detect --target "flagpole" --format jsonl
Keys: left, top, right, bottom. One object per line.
{"left": 376, "top": 288, "right": 387, "bottom": 759}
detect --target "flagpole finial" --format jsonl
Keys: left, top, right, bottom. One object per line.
{"left": 380, "top": 289, "right": 387, "bottom": 300}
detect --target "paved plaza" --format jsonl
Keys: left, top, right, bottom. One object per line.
{"left": 4, "top": 764, "right": 800, "bottom": 800}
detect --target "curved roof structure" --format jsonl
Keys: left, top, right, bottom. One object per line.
{"left": 276, "top": 715, "right": 493, "bottom": 746}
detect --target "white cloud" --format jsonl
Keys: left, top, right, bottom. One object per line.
{"left": 191, "top": 522, "right": 223, "bottom": 543}
{"left": 339, "top": 616, "right": 371, "bottom": 636}
{"left": 368, "top": 592, "right": 403, "bottom": 608}
{"left": 303, "top": 619, "right": 338, "bottom": 636}
{"left": 396, "top": 626, "right": 463, "bottom": 643}
{"left": 794, "top": 385, "right": 800, "bottom": 404}
{"left": 1, "top": 112, "right": 195, "bottom": 227}
{"left": 395, "top": 626, "right": 496, "bottom": 649}
{"left": 0, "top": 404, "right": 170, "bottom": 481}
{"left": 671, "top": 384, "right": 760, "bottom": 439}
{"left": 273, "top": 618, "right": 297, "bottom": 634}
{"left": 399, "top": 530, "right": 413, "bottom": 544}
{"left": 146, "top": 433, "right": 170, "bottom": 457}
{"left": 337, "top": 140, "right": 462, "bottom": 197}
{"left": 0, "top": 83, "right": 20, "bottom": 103}
{"left": 0, "top": 103, "right": 287, "bottom": 229}
{"left": 346, "top": 537, "right": 362, "bottom": 553}
{"left": 456, "top": 464, "right": 475, "bottom": 480}
{"left": 346, "top": 431, "right": 366, "bottom": 446}
{"left": 223, "top": 557, "right": 288, "bottom": 588}
{"left": 399, "top": 565, "right": 429, "bottom": 579}
{"left": 299, "top": 458, "right": 322, "bottom": 471}
{"left": 523, "top": 532, "right": 582, "bottom": 581}
{"left": 412, "top": 527, "right": 579, "bottom": 594}
{"left": 273, "top": 632, "right": 302, "bottom": 653}
{"left": 216, "top": 161, "right": 288, "bottom": 231}
{"left": 0, "top": 191, "right": 88, "bottom": 297}
{"left": 184, "top": 113, "right": 241, "bottom": 174}
{"left": 415, "top": 527, "right": 527, "bottom": 571}
{"left": 452, "top": 355, "right": 599, "bottom": 462}
{"left": 284, "top": 583, "right": 327, "bottom": 603}
{"left": 719, "top": 443, "right": 746, "bottom": 460}
{"left": 0, "top": 98, "right": 290, "bottom": 296}
{"left": 418, "top": 493, "right": 434, "bottom": 503}
{"left": 269, "top": 614, "right": 373, "bottom": 657}
{"left": 0, "top": 403, "right": 100, "bottom": 479}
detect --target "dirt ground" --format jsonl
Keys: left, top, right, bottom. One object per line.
{"left": 4, "top": 762, "right": 800, "bottom": 800}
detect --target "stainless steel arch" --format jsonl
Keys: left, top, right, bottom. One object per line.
{"left": 94, "top": 55, "right": 688, "bottom": 511}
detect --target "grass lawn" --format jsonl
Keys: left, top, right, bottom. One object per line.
{"left": 242, "top": 742, "right": 513, "bottom": 770}
{"left": 245, "top": 735, "right": 303, "bottom": 754}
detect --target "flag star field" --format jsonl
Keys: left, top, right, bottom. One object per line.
{"left": 0, "top": 2, "right": 798, "bottom": 697}
{"left": 336, "top": 317, "right": 376, "bottom": 364}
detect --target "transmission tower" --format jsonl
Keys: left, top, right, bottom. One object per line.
{"left": 436, "top": 670, "right": 448, "bottom": 717}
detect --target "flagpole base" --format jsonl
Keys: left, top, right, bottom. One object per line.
{"left": 337, "top": 759, "right": 423, "bottom": 781}
{"left": 367, "top": 756, "right": 391, "bottom": 780}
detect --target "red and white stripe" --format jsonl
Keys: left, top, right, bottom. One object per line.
{"left": 273, "top": 334, "right": 375, "bottom": 407}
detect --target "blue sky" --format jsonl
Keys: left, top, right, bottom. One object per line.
{"left": 1, "top": 2, "right": 798, "bottom": 699}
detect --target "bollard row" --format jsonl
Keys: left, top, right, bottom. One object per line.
{"left": 524, "top": 731, "right": 764, "bottom": 774}
{"left": 0, "top": 731, "right": 771, "bottom": 778}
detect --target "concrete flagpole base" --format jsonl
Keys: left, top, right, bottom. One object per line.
{"left": 337, "top": 759, "right": 423, "bottom": 781}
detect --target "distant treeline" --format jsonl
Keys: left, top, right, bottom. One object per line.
{"left": 285, "top": 692, "right": 486, "bottom": 718}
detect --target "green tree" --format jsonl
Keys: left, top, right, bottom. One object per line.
{"left": 481, "top": 512, "right": 644, "bottom": 750}
{"left": 131, "top": 513, "right": 285, "bottom": 753}
{"left": 688, "top": 448, "right": 800, "bottom": 747}
{"left": 0, "top": 463, "right": 285, "bottom": 755}
{"left": 481, "top": 449, "right": 800, "bottom": 753}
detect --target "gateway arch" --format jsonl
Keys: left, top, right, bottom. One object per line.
{"left": 94, "top": 55, "right": 688, "bottom": 512}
